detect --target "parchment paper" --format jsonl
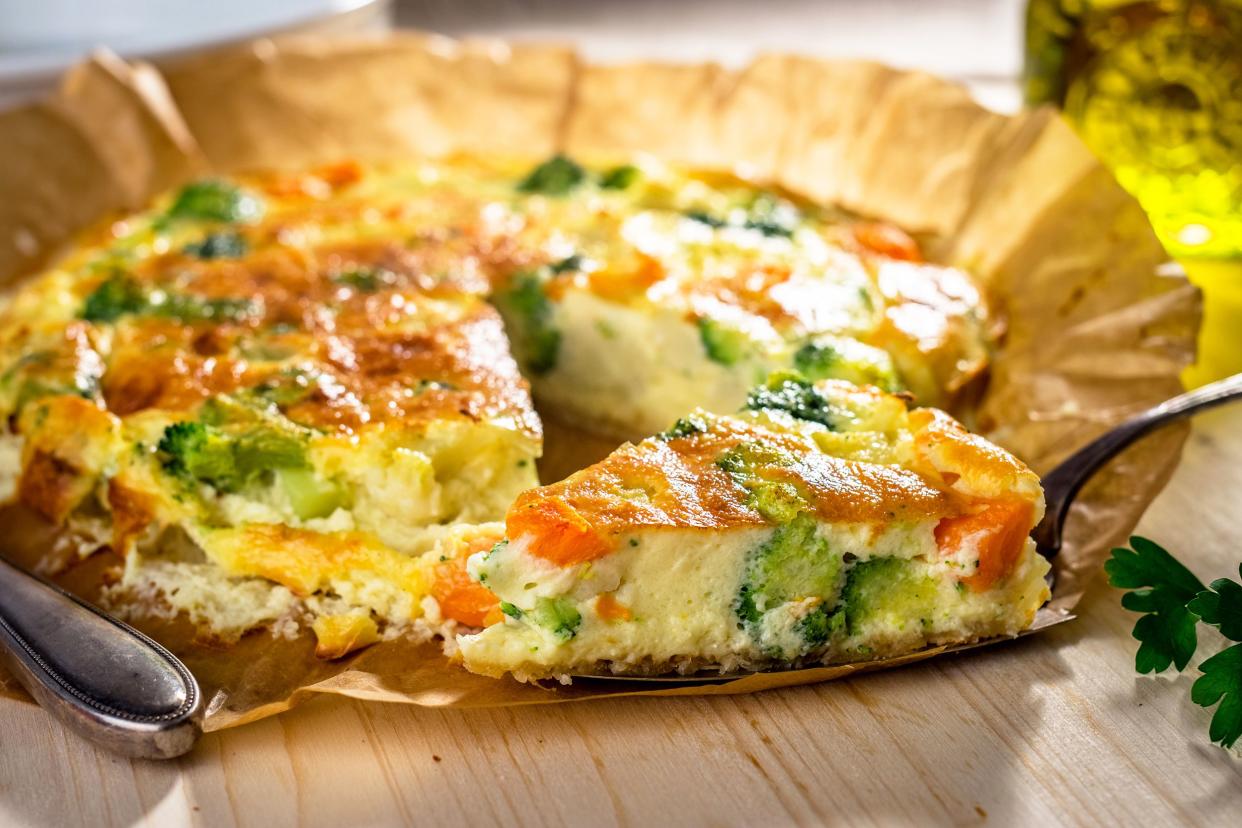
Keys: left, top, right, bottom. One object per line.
{"left": 0, "top": 34, "right": 1200, "bottom": 731}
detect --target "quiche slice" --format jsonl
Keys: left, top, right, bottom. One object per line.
{"left": 456, "top": 375, "right": 1049, "bottom": 681}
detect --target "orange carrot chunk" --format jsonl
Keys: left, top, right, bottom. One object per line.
{"left": 935, "top": 500, "right": 1034, "bottom": 591}
{"left": 851, "top": 222, "right": 923, "bottom": 262}
{"left": 507, "top": 498, "right": 612, "bottom": 566}
{"left": 595, "top": 592, "right": 633, "bottom": 622}
{"left": 432, "top": 558, "right": 502, "bottom": 628}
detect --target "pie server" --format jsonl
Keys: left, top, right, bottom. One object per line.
{"left": 1, "top": 373, "right": 1239, "bottom": 756}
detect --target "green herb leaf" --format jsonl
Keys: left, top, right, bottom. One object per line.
{"left": 1190, "top": 643, "right": 1242, "bottom": 749}
{"left": 1105, "top": 536, "right": 1206, "bottom": 672}
{"left": 1187, "top": 565, "right": 1242, "bottom": 641}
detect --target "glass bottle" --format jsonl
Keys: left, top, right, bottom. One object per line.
{"left": 1025, "top": 0, "right": 1241, "bottom": 259}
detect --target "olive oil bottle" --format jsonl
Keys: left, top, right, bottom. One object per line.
{"left": 1025, "top": 0, "right": 1241, "bottom": 259}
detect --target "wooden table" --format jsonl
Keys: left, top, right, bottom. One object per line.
{"left": 2, "top": 405, "right": 1239, "bottom": 827}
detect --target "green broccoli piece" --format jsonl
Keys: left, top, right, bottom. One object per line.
{"left": 154, "top": 293, "right": 256, "bottom": 323}
{"left": 599, "top": 164, "right": 641, "bottom": 190}
{"left": 166, "top": 180, "right": 264, "bottom": 223}
{"left": 499, "top": 601, "right": 524, "bottom": 620}
{"left": 81, "top": 274, "right": 148, "bottom": 322}
{"left": 840, "top": 557, "right": 940, "bottom": 635}
{"left": 698, "top": 318, "right": 753, "bottom": 366}
{"left": 496, "top": 271, "right": 561, "bottom": 375}
{"left": 746, "top": 371, "right": 846, "bottom": 430}
{"left": 734, "top": 514, "right": 843, "bottom": 655}
{"left": 715, "top": 442, "right": 805, "bottom": 524}
{"left": 793, "top": 341, "right": 840, "bottom": 379}
{"left": 659, "top": 414, "right": 711, "bottom": 441}
{"left": 182, "top": 230, "right": 248, "bottom": 260}
{"left": 157, "top": 421, "right": 240, "bottom": 490}
{"left": 685, "top": 210, "right": 727, "bottom": 229}
{"left": 742, "top": 194, "right": 800, "bottom": 238}
{"left": 793, "top": 337, "right": 901, "bottom": 392}
{"left": 277, "top": 467, "right": 347, "bottom": 521}
{"left": 531, "top": 596, "right": 582, "bottom": 641}
{"left": 517, "top": 155, "right": 585, "bottom": 195}
{"left": 157, "top": 419, "right": 309, "bottom": 494}
{"left": 232, "top": 428, "right": 308, "bottom": 475}
{"left": 548, "top": 254, "right": 583, "bottom": 274}
{"left": 81, "top": 272, "right": 254, "bottom": 324}
{"left": 685, "top": 196, "right": 799, "bottom": 237}
{"left": 333, "top": 267, "right": 394, "bottom": 292}
{"left": 250, "top": 370, "right": 318, "bottom": 407}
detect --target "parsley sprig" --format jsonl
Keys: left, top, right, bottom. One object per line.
{"left": 1107, "top": 537, "right": 1242, "bottom": 749}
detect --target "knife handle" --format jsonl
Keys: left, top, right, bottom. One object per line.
{"left": 0, "top": 556, "right": 202, "bottom": 759}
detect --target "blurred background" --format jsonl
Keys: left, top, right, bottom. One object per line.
{"left": 0, "top": 0, "right": 1237, "bottom": 381}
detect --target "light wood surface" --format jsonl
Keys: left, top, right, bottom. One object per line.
{"left": 2, "top": 405, "right": 1240, "bottom": 827}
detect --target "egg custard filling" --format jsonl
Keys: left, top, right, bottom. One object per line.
{"left": 456, "top": 376, "right": 1049, "bottom": 681}
{"left": 0, "top": 154, "right": 1006, "bottom": 662}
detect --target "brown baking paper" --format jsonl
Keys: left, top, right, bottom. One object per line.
{"left": 0, "top": 34, "right": 1200, "bottom": 731}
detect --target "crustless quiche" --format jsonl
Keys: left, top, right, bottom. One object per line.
{"left": 0, "top": 153, "right": 1037, "bottom": 670}
{"left": 458, "top": 375, "right": 1049, "bottom": 680}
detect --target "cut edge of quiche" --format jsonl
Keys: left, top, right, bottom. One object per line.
{"left": 453, "top": 375, "right": 1050, "bottom": 682}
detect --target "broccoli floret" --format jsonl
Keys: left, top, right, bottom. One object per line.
{"left": 742, "top": 194, "right": 800, "bottom": 238}
{"left": 157, "top": 421, "right": 240, "bottom": 490}
{"left": 332, "top": 267, "right": 394, "bottom": 292}
{"left": 745, "top": 371, "right": 846, "bottom": 430}
{"left": 685, "top": 196, "right": 800, "bottom": 238}
{"left": 698, "top": 318, "right": 753, "bottom": 366}
{"left": 157, "top": 419, "right": 309, "bottom": 494}
{"left": 792, "top": 341, "right": 839, "bottom": 379}
{"left": 154, "top": 293, "right": 256, "bottom": 323}
{"left": 734, "top": 514, "right": 844, "bottom": 655}
{"left": 232, "top": 428, "right": 308, "bottom": 476}
{"left": 277, "top": 467, "right": 346, "bottom": 520}
{"left": 182, "top": 230, "right": 248, "bottom": 260}
{"left": 81, "top": 274, "right": 148, "bottom": 322}
{"left": 251, "top": 370, "right": 318, "bottom": 407}
{"left": 793, "top": 337, "right": 901, "bottom": 392}
{"left": 797, "top": 604, "right": 845, "bottom": 648}
{"left": 599, "top": 164, "right": 641, "bottom": 190}
{"left": 81, "top": 273, "right": 254, "bottom": 324}
{"left": 531, "top": 596, "right": 582, "bottom": 641}
{"left": 685, "top": 210, "right": 727, "bottom": 229}
{"left": 659, "top": 413, "right": 711, "bottom": 441}
{"left": 166, "top": 180, "right": 264, "bottom": 223}
{"left": 517, "top": 155, "right": 585, "bottom": 195}
{"left": 548, "top": 254, "right": 583, "bottom": 274}
{"left": 496, "top": 271, "right": 561, "bottom": 375}
{"left": 715, "top": 442, "right": 805, "bottom": 524}
{"left": 840, "top": 557, "right": 940, "bottom": 635}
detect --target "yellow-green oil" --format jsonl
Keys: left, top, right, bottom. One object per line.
{"left": 1025, "top": 0, "right": 1242, "bottom": 382}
